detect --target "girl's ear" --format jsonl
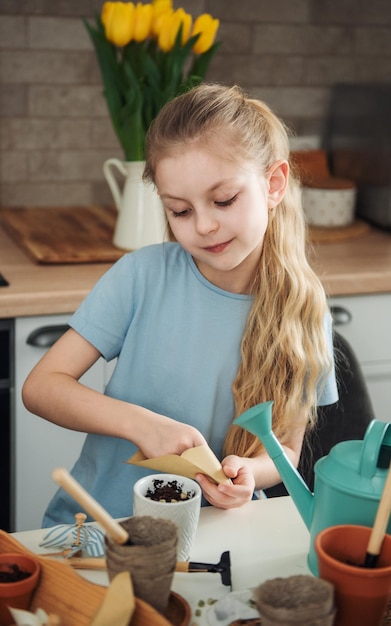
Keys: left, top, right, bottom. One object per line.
{"left": 266, "top": 160, "right": 289, "bottom": 208}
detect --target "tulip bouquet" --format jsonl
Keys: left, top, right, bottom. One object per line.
{"left": 85, "top": 0, "right": 220, "bottom": 161}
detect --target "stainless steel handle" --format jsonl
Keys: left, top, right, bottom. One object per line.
{"left": 26, "top": 324, "right": 69, "bottom": 348}
{"left": 330, "top": 305, "right": 352, "bottom": 326}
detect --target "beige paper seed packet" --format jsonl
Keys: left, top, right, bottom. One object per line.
{"left": 127, "top": 444, "right": 231, "bottom": 485}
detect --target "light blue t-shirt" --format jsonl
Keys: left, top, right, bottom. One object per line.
{"left": 42, "top": 243, "right": 338, "bottom": 526}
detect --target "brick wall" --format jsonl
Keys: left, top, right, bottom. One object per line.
{"left": 0, "top": 0, "right": 390, "bottom": 208}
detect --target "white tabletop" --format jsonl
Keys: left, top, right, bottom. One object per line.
{"left": 12, "top": 496, "right": 311, "bottom": 625}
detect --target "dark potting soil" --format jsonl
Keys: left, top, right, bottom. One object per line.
{"left": 0, "top": 564, "right": 31, "bottom": 583}
{"left": 145, "top": 479, "right": 195, "bottom": 503}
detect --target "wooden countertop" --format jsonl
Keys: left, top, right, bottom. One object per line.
{"left": 1, "top": 223, "right": 391, "bottom": 319}
{"left": 0, "top": 226, "right": 114, "bottom": 318}
{"left": 309, "top": 226, "right": 391, "bottom": 297}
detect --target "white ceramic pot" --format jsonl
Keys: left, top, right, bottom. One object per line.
{"left": 302, "top": 185, "right": 357, "bottom": 227}
{"left": 133, "top": 474, "right": 202, "bottom": 561}
{"left": 103, "top": 159, "right": 167, "bottom": 250}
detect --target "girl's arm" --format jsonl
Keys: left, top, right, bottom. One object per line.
{"left": 196, "top": 417, "right": 307, "bottom": 509}
{"left": 22, "top": 328, "right": 207, "bottom": 458}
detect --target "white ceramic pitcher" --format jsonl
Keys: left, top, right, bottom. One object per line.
{"left": 103, "top": 159, "right": 167, "bottom": 250}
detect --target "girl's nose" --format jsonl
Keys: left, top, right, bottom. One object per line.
{"left": 195, "top": 209, "right": 219, "bottom": 235}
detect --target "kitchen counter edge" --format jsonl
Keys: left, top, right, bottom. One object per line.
{"left": 1, "top": 225, "right": 391, "bottom": 319}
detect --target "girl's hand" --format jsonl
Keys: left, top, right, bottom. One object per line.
{"left": 135, "top": 413, "right": 207, "bottom": 458}
{"left": 196, "top": 455, "right": 256, "bottom": 509}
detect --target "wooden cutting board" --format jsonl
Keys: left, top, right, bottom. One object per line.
{"left": 0, "top": 206, "right": 126, "bottom": 264}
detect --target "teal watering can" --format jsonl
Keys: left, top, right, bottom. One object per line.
{"left": 234, "top": 401, "right": 391, "bottom": 575}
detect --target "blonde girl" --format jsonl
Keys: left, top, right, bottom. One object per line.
{"left": 144, "top": 83, "right": 337, "bottom": 480}
{"left": 23, "top": 83, "right": 337, "bottom": 525}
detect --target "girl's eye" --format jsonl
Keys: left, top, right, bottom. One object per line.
{"left": 171, "top": 208, "right": 191, "bottom": 218}
{"left": 215, "top": 194, "right": 238, "bottom": 207}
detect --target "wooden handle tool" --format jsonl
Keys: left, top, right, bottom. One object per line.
{"left": 60, "top": 552, "right": 232, "bottom": 587}
{"left": 52, "top": 467, "right": 129, "bottom": 545}
{"left": 51, "top": 468, "right": 232, "bottom": 587}
{"left": 364, "top": 459, "right": 391, "bottom": 567}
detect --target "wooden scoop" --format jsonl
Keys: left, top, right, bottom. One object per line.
{"left": 364, "top": 459, "right": 391, "bottom": 568}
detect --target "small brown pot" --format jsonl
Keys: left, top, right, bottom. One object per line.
{"left": 252, "top": 575, "right": 335, "bottom": 625}
{"left": 0, "top": 553, "right": 41, "bottom": 625}
{"left": 105, "top": 516, "right": 178, "bottom": 615}
{"left": 315, "top": 524, "right": 391, "bottom": 626}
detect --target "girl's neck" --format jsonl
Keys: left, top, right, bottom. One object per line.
{"left": 193, "top": 257, "right": 256, "bottom": 295}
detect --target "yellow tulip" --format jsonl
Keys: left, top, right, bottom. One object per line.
{"left": 174, "top": 8, "right": 192, "bottom": 44}
{"left": 133, "top": 2, "right": 153, "bottom": 42}
{"left": 157, "top": 8, "right": 192, "bottom": 52}
{"left": 192, "top": 13, "right": 219, "bottom": 54}
{"left": 151, "top": 7, "right": 172, "bottom": 38}
{"left": 156, "top": 12, "right": 173, "bottom": 51}
{"left": 101, "top": 2, "right": 135, "bottom": 47}
{"left": 101, "top": 2, "right": 113, "bottom": 27}
{"left": 152, "top": 0, "right": 173, "bottom": 16}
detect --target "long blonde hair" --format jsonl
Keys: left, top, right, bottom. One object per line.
{"left": 144, "top": 83, "right": 332, "bottom": 457}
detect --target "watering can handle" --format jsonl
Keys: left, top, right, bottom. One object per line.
{"left": 359, "top": 420, "right": 391, "bottom": 478}
{"left": 103, "top": 158, "right": 128, "bottom": 212}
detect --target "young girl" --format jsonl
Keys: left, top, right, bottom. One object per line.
{"left": 22, "top": 83, "right": 338, "bottom": 526}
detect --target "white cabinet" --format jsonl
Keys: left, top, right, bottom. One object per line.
{"left": 328, "top": 294, "right": 391, "bottom": 423}
{"left": 13, "top": 314, "right": 115, "bottom": 531}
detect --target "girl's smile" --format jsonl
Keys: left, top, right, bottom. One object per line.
{"left": 203, "top": 239, "right": 234, "bottom": 253}
{"left": 155, "top": 144, "right": 272, "bottom": 294}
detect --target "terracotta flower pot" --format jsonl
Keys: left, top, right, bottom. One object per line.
{"left": 315, "top": 524, "right": 391, "bottom": 626}
{"left": 0, "top": 553, "right": 40, "bottom": 625}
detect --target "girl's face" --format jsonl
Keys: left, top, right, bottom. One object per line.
{"left": 155, "top": 144, "right": 287, "bottom": 294}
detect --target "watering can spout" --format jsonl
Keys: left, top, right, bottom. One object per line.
{"left": 234, "top": 401, "right": 313, "bottom": 530}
